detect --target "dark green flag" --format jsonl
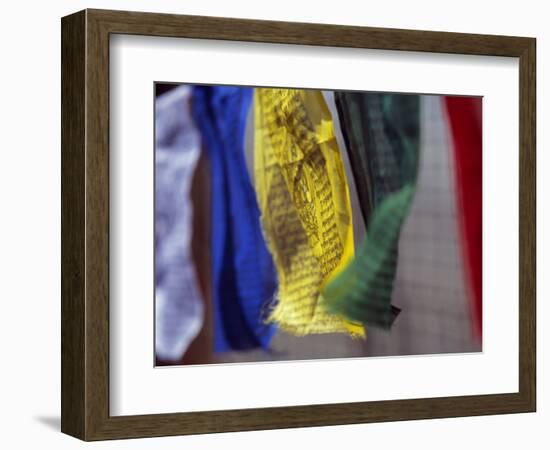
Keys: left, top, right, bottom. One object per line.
{"left": 323, "top": 92, "right": 420, "bottom": 329}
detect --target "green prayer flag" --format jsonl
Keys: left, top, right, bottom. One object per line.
{"left": 323, "top": 92, "right": 420, "bottom": 329}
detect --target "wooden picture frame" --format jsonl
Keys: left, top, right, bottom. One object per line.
{"left": 61, "top": 8, "right": 536, "bottom": 441}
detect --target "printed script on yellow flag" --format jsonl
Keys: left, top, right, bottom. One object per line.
{"left": 254, "top": 88, "right": 365, "bottom": 338}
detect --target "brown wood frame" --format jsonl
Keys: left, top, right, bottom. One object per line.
{"left": 61, "top": 8, "right": 536, "bottom": 441}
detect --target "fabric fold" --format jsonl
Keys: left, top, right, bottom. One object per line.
{"left": 444, "top": 96, "right": 482, "bottom": 340}
{"left": 155, "top": 85, "right": 205, "bottom": 361}
{"left": 324, "top": 92, "right": 421, "bottom": 329}
{"left": 191, "top": 85, "right": 277, "bottom": 352}
{"left": 254, "top": 88, "right": 364, "bottom": 337}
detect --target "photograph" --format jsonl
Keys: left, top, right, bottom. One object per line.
{"left": 154, "top": 83, "right": 482, "bottom": 366}
{"left": 53, "top": 5, "right": 536, "bottom": 443}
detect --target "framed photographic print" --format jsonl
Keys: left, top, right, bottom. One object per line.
{"left": 61, "top": 9, "right": 536, "bottom": 441}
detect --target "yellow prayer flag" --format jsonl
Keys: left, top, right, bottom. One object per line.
{"left": 254, "top": 88, "right": 364, "bottom": 337}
